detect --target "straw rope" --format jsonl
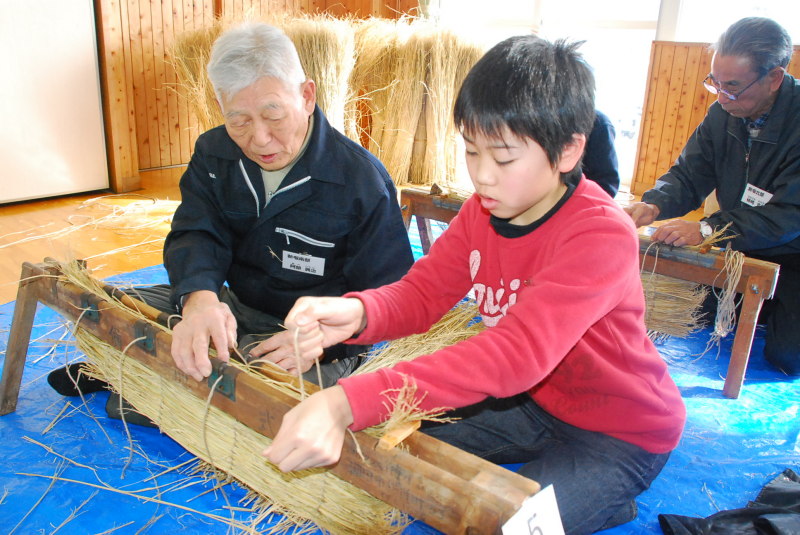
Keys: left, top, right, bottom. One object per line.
{"left": 705, "top": 247, "right": 745, "bottom": 352}
{"left": 53, "top": 260, "right": 420, "bottom": 534}
{"left": 75, "top": 331, "right": 407, "bottom": 535}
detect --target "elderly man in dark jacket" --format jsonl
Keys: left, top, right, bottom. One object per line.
{"left": 49, "top": 22, "right": 414, "bottom": 407}
{"left": 626, "top": 17, "right": 800, "bottom": 375}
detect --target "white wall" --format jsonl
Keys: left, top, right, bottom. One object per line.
{"left": 0, "top": 0, "right": 108, "bottom": 204}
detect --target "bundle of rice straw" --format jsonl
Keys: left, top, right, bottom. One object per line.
{"left": 351, "top": 17, "right": 484, "bottom": 187}
{"left": 283, "top": 14, "right": 357, "bottom": 138}
{"left": 410, "top": 28, "right": 484, "bottom": 187}
{"left": 170, "top": 23, "right": 225, "bottom": 132}
{"left": 57, "top": 260, "right": 408, "bottom": 534}
{"left": 350, "top": 18, "right": 412, "bottom": 161}
{"left": 170, "top": 14, "right": 358, "bottom": 139}
{"left": 641, "top": 273, "right": 708, "bottom": 342}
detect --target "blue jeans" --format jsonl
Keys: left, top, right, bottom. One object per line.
{"left": 423, "top": 394, "right": 671, "bottom": 535}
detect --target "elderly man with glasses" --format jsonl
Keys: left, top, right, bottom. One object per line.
{"left": 625, "top": 17, "right": 800, "bottom": 376}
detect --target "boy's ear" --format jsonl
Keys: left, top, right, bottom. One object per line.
{"left": 556, "top": 134, "right": 587, "bottom": 173}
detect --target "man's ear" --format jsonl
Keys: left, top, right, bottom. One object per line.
{"left": 301, "top": 79, "right": 317, "bottom": 114}
{"left": 556, "top": 133, "right": 587, "bottom": 173}
{"left": 768, "top": 66, "right": 785, "bottom": 92}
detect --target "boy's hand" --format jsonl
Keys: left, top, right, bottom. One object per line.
{"left": 263, "top": 386, "right": 354, "bottom": 472}
{"left": 171, "top": 290, "right": 238, "bottom": 381}
{"left": 623, "top": 202, "right": 660, "bottom": 227}
{"left": 281, "top": 297, "right": 367, "bottom": 365}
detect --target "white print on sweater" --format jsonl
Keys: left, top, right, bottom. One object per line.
{"left": 469, "top": 249, "right": 520, "bottom": 327}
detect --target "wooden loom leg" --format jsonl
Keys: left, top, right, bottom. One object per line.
{"left": 416, "top": 216, "right": 435, "bottom": 255}
{"left": 722, "top": 280, "right": 766, "bottom": 399}
{"left": 0, "top": 262, "right": 42, "bottom": 415}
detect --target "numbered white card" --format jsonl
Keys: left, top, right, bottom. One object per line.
{"left": 502, "top": 484, "right": 564, "bottom": 535}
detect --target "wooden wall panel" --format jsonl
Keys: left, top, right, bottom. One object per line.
{"left": 632, "top": 41, "right": 800, "bottom": 196}
{"left": 97, "top": 0, "right": 417, "bottom": 191}
{"left": 96, "top": 0, "right": 141, "bottom": 192}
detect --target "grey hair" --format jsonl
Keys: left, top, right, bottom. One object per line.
{"left": 713, "top": 17, "right": 793, "bottom": 75}
{"left": 207, "top": 22, "right": 306, "bottom": 100}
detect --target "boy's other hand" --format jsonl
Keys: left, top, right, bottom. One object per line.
{"left": 263, "top": 385, "right": 354, "bottom": 472}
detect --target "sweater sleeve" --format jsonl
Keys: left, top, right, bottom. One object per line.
{"left": 340, "top": 200, "right": 646, "bottom": 431}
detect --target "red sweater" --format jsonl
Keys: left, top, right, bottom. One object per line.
{"left": 340, "top": 179, "right": 685, "bottom": 453}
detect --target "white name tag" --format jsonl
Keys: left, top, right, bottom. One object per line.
{"left": 502, "top": 485, "right": 564, "bottom": 535}
{"left": 741, "top": 184, "right": 773, "bottom": 207}
{"left": 282, "top": 251, "right": 325, "bottom": 276}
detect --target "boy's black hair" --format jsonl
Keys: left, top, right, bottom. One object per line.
{"left": 454, "top": 35, "right": 595, "bottom": 182}
{"left": 713, "top": 17, "right": 793, "bottom": 76}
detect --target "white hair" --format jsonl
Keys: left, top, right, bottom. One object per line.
{"left": 207, "top": 22, "right": 306, "bottom": 100}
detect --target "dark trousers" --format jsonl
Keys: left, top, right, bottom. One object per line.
{"left": 423, "top": 394, "right": 671, "bottom": 535}
{"left": 758, "top": 261, "right": 800, "bottom": 375}
{"left": 702, "top": 255, "right": 800, "bottom": 375}
{"left": 125, "top": 284, "right": 364, "bottom": 386}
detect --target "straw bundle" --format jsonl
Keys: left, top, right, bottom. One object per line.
{"left": 642, "top": 273, "right": 709, "bottom": 341}
{"left": 410, "top": 29, "right": 484, "bottom": 187}
{"left": 283, "top": 15, "right": 357, "bottom": 137}
{"left": 170, "top": 23, "right": 225, "bottom": 132}
{"left": 350, "top": 18, "right": 410, "bottom": 160}
{"left": 351, "top": 17, "right": 483, "bottom": 187}
{"left": 76, "top": 331, "right": 405, "bottom": 535}
{"left": 170, "top": 15, "right": 483, "bottom": 188}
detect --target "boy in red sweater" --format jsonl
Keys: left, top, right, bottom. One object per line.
{"left": 263, "top": 35, "right": 686, "bottom": 534}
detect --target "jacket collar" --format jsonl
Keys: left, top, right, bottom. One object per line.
{"left": 753, "top": 73, "right": 798, "bottom": 145}
{"left": 726, "top": 73, "right": 798, "bottom": 145}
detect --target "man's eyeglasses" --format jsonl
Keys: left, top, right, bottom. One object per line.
{"left": 702, "top": 72, "right": 767, "bottom": 101}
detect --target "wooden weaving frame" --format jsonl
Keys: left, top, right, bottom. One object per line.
{"left": 0, "top": 259, "right": 540, "bottom": 534}
{"left": 399, "top": 187, "right": 780, "bottom": 399}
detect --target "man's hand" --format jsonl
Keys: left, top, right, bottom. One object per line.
{"left": 171, "top": 290, "right": 237, "bottom": 381}
{"left": 650, "top": 220, "right": 705, "bottom": 248}
{"left": 263, "top": 385, "right": 354, "bottom": 472}
{"left": 623, "top": 202, "right": 660, "bottom": 227}
{"left": 247, "top": 329, "right": 319, "bottom": 374}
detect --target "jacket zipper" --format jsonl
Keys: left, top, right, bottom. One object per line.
{"left": 275, "top": 227, "right": 334, "bottom": 248}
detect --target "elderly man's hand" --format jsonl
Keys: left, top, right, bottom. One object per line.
{"left": 170, "top": 290, "right": 238, "bottom": 381}
{"left": 247, "top": 329, "right": 319, "bottom": 375}
{"left": 623, "top": 202, "right": 660, "bottom": 228}
{"left": 650, "top": 219, "right": 705, "bottom": 248}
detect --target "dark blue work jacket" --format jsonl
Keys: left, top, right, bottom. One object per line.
{"left": 164, "top": 106, "right": 414, "bottom": 319}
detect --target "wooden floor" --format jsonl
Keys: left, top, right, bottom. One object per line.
{"left": 0, "top": 167, "right": 184, "bottom": 305}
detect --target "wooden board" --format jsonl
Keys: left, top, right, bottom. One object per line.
{"left": 95, "top": 0, "right": 417, "bottom": 188}
{"left": 632, "top": 41, "right": 800, "bottom": 196}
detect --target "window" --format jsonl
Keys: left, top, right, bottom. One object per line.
{"left": 431, "top": 0, "right": 799, "bottom": 192}
{"left": 429, "top": 0, "right": 660, "bottom": 192}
